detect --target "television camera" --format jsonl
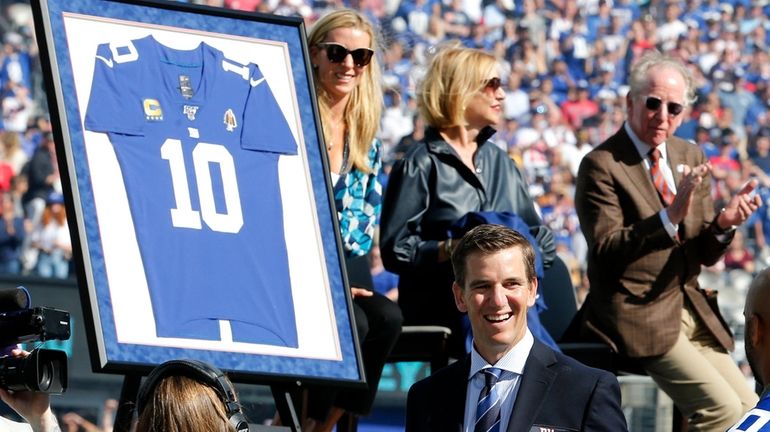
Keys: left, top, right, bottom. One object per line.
{"left": 0, "top": 286, "right": 70, "bottom": 393}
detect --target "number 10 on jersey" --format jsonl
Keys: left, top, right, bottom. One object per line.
{"left": 161, "top": 138, "right": 244, "bottom": 234}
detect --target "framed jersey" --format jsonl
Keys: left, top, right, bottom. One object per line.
{"left": 31, "top": 0, "right": 364, "bottom": 387}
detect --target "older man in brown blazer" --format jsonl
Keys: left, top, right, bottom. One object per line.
{"left": 575, "top": 50, "right": 761, "bottom": 430}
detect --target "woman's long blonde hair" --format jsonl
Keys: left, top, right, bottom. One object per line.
{"left": 308, "top": 8, "right": 383, "bottom": 173}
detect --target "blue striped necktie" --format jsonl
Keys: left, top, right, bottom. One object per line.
{"left": 475, "top": 368, "right": 503, "bottom": 432}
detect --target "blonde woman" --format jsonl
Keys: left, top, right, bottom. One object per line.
{"left": 380, "top": 42, "right": 555, "bottom": 357}
{"left": 304, "top": 9, "right": 402, "bottom": 431}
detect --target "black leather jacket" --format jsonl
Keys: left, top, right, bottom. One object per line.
{"left": 380, "top": 126, "right": 555, "bottom": 345}
{"left": 381, "top": 126, "right": 555, "bottom": 272}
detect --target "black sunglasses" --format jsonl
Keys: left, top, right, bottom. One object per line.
{"left": 644, "top": 96, "right": 685, "bottom": 117}
{"left": 484, "top": 77, "right": 503, "bottom": 91}
{"left": 318, "top": 43, "right": 374, "bottom": 67}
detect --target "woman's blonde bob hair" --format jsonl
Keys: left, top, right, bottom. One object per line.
{"left": 417, "top": 41, "right": 499, "bottom": 129}
{"left": 308, "top": 8, "right": 383, "bottom": 173}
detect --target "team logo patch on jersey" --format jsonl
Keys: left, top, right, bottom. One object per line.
{"left": 143, "top": 99, "right": 163, "bottom": 121}
{"left": 224, "top": 108, "right": 237, "bottom": 132}
{"left": 183, "top": 105, "right": 199, "bottom": 121}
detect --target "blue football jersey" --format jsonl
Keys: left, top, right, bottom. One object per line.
{"left": 84, "top": 35, "right": 299, "bottom": 347}
{"left": 729, "top": 392, "right": 770, "bottom": 432}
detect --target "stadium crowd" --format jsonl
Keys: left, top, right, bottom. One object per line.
{"left": 0, "top": 0, "right": 767, "bottom": 288}
{"left": 0, "top": 0, "right": 769, "bottom": 427}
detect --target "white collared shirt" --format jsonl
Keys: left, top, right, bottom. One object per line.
{"left": 0, "top": 416, "right": 32, "bottom": 432}
{"left": 624, "top": 122, "right": 679, "bottom": 239}
{"left": 462, "top": 329, "right": 535, "bottom": 432}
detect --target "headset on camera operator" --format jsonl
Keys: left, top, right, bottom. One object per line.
{"left": 135, "top": 359, "right": 252, "bottom": 432}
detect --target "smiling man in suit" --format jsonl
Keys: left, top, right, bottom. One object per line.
{"left": 575, "top": 50, "right": 761, "bottom": 430}
{"left": 405, "top": 224, "right": 627, "bottom": 432}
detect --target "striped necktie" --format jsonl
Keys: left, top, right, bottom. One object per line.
{"left": 649, "top": 148, "right": 675, "bottom": 205}
{"left": 475, "top": 368, "right": 503, "bottom": 432}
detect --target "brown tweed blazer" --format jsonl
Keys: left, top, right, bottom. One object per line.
{"left": 574, "top": 126, "right": 734, "bottom": 358}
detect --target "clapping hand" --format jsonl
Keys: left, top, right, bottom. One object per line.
{"left": 668, "top": 163, "right": 710, "bottom": 224}
{"left": 717, "top": 178, "right": 762, "bottom": 229}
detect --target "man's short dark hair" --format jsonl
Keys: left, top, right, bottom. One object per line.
{"left": 451, "top": 224, "right": 536, "bottom": 285}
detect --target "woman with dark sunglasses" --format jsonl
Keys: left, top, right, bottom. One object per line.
{"left": 380, "top": 42, "right": 556, "bottom": 358}
{"left": 300, "top": 8, "right": 402, "bottom": 432}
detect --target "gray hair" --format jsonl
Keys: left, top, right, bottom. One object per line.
{"left": 627, "top": 50, "right": 696, "bottom": 106}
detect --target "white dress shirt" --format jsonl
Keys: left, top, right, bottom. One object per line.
{"left": 462, "top": 329, "right": 535, "bottom": 432}
{"left": 0, "top": 416, "right": 33, "bottom": 432}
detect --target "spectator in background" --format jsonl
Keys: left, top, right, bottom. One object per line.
{"left": 60, "top": 398, "right": 117, "bottom": 432}
{"left": 724, "top": 230, "right": 756, "bottom": 275}
{"left": 394, "top": 0, "right": 434, "bottom": 38}
{"left": 2, "top": 131, "right": 28, "bottom": 176}
{"left": 22, "top": 132, "right": 57, "bottom": 227}
{"left": 503, "top": 70, "right": 529, "bottom": 123}
{"left": 30, "top": 192, "right": 70, "bottom": 279}
{"left": 391, "top": 113, "right": 424, "bottom": 161}
{"left": 22, "top": 116, "right": 53, "bottom": 159}
{"left": 379, "top": 88, "right": 413, "bottom": 159}
{"left": 381, "top": 42, "right": 555, "bottom": 358}
{"left": 0, "top": 148, "right": 15, "bottom": 194}
{"left": 591, "top": 103, "right": 623, "bottom": 143}
{"left": 0, "top": 193, "right": 26, "bottom": 274}
{"left": 575, "top": 50, "right": 759, "bottom": 430}
{"left": 715, "top": 68, "right": 756, "bottom": 144}
{"left": 656, "top": 2, "right": 687, "bottom": 52}
{"left": 518, "top": 0, "right": 546, "bottom": 43}
{"left": 694, "top": 125, "right": 720, "bottom": 160}
{"left": 0, "top": 32, "right": 32, "bottom": 93}
{"left": 9, "top": 173, "right": 28, "bottom": 221}
{"left": 441, "top": 0, "right": 471, "bottom": 40}
{"left": 560, "top": 83, "right": 599, "bottom": 130}
{"left": 750, "top": 185, "right": 770, "bottom": 267}
{"left": 61, "top": 412, "right": 99, "bottom": 432}
{"left": 2, "top": 82, "right": 33, "bottom": 134}
{"left": 625, "top": 17, "right": 656, "bottom": 74}
{"left": 710, "top": 128, "right": 741, "bottom": 181}
{"left": 224, "top": 0, "right": 261, "bottom": 11}
{"left": 549, "top": 58, "right": 575, "bottom": 106}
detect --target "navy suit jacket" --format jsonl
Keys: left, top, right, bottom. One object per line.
{"left": 405, "top": 340, "right": 628, "bottom": 432}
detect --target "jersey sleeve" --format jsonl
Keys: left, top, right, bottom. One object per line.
{"left": 241, "top": 64, "right": 298, "bottom": 155}
{"left": 83, "top": 42, "right": 145, "bottom": 136}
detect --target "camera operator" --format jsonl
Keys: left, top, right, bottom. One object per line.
{"left": 0, "top": 348, "right": 60, "bottom": 432}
